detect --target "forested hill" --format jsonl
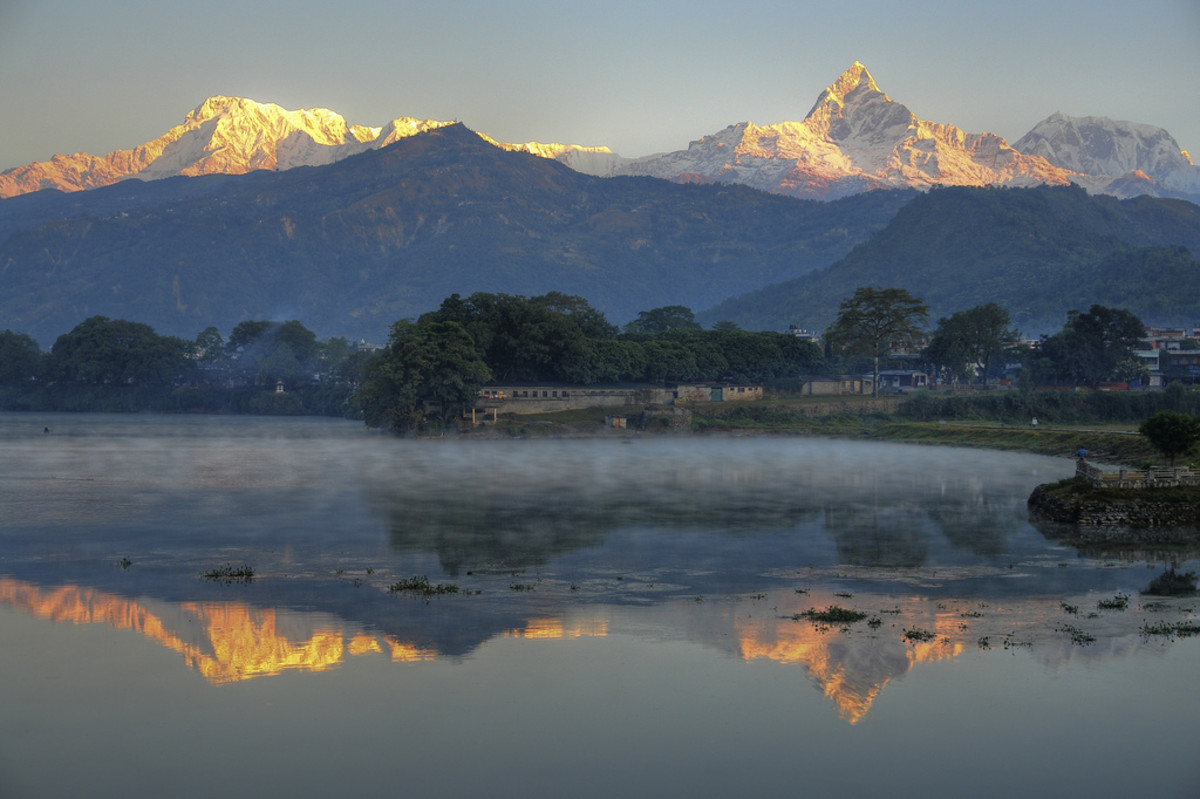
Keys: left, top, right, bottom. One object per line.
{"left": 698, "top": 185, "right": 1200, "bottom": 336}
{"left": 0, "top": 123, "right": 910, "bottom": 347}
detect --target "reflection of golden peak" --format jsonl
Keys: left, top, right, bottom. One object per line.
{"left": 736, "top": 610, "right": 965, "bottom": 724}
{"left": 0, "top": 577, "right": 401, "bottom": 684}
{"left": 387, "top": 638, "right": 438, "bottom": 662}
{"left": 738, "top": 623, "right": 882, "bottom": 724}
{"left": 179, "top": 602, "right": 345, "bottom": 683}
{"left": 507, "top": 617, "right": 609, "bottom": 640}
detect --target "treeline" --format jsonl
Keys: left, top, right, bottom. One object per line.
{"left": 0, "top": 293, "right": 826, "bottom": 421}
{"left": 358, "top": 292, "right": 825, "bottom": 433}
{"left": 421, "top": 293, "right": 824, "bottom": 385}
{"left": 0, "top": 316, "right": 371, "bottom": 416}
{"left": 899, "top": 381, "right": 1200, "bottom": 426}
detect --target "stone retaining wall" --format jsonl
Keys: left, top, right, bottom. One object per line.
{"left": 1077, "top": 460, "right": 1199, "bottom": 489}
{"left": 1028, "top": 484, "right": 1200, "bottom": 540}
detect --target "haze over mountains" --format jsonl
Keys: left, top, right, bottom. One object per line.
{"left": 1, "top": 62, "right": 1199, "bottom": 347}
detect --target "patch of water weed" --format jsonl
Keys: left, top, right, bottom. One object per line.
{"left": 119, "top": 556, "right": 132, "bottom": 569}
{"left": 202, "top": 564, "right": 255, "bottom": 584}
{"left": 1097, "top": 593, "right": 1130, "bottom": 611}
{"left": 1057, "top": 624, "right": 1096, "bottom": 645}
{"left": 977, "top": 636, "right": 992, "bottom": 650}
{"left": 509, "top": 583, "right": 535, "bottom": 591}
{"left": 1143, "top": 568, "right": 1198, "bottom": 597}
{"left": 1141, "top": 620, "right": 1200, "bottom": 640}
{"left": 867, "top": 616, "right": 883, "bottom": 629}
{"left": 388, "top": 575, "right": 459, "bottom": 597}
{"left": 903, "top": 627, "right": 936, "bottom": 643}
{"left": 795, "top": 605, "right": 869, "bottom": 625}
{"left": 1061, "top": 602, "right": 1080, "bottom": 615}
{"left": 1002, "top": 634, "right": 1032, "bottom": 650}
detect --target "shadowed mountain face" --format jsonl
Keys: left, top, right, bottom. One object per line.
{"left": 698, "top": 184, "right": 1200, "bottom": 335}
{"left": 0, "top": 124, "right": 910, "bottom": 346}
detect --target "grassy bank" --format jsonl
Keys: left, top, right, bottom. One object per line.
{"left": 484, "top": 391, "right": 1170, "bottom": 466}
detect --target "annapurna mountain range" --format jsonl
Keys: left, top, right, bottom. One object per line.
{"left": 3, "top": 63, "right": 1197, "bottom": 203}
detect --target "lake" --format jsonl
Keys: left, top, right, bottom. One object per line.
{"left": 2, "top": 412, "right": 1198, "bottom": 798}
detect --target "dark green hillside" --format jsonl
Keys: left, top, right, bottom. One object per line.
{"left": 0, "top": 124, "right": 910, "bottom": 346}
{"left": 699, "top": 185, "right": 1200, "bottom": 334}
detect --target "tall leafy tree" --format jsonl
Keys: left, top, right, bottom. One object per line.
{"left": 1138, "top": 410, "right": 1200, "bottom": 466}
{"left": 925, "top": 303, "right": 1018, "bottom": 386}
{"left": 357, "top": 320, "right": 490, "bottom": 434}
{"left": 48, "top": 316, "right": 188, "bottom": 386}
{"left": 624, "top": 305, "right": 702, "bottom": 334}
{"left": 423, "top": 292, "right": 601, "bottom": 383}
{"left": 0, "top": 330, "right": 42, "bottom": 384}
{"left": 1035, "top": 305, "right": 1145, "bottom": 387}
{"left": 227, "top": 320, "right": 319, "bottom": 386}
{"left": 827, "top": 287, "right": 929, "bottom": 396}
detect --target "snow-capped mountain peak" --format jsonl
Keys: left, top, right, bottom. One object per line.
{"left": 608, "top": 62, "right": 1071, "bottom": 199}
{"left": 0, "top": 97, "right": 605, "bottom": 197}
{"left": 806, "top": 60, "right": 887, "bottom": 117}
{"left": 1013, "top": 112, "right": 1199, "bottom": 197}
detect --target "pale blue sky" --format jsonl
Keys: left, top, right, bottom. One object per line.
{"left": 2, "top": 0, "right": 1198, "bottom": 170}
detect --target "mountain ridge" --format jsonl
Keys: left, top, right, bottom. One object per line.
{"left": 0, "top": 123, "right": 914, "bottom": 346}
{"left": 3, "top": 63, "right": 1196, "bottom": 202}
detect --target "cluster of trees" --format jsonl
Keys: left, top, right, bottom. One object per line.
{"left": 358, "top": 292, "right": 826, "bottom": 433}
{"left": 825, "top": 286, "right": 1153, "bottom": 394}
{"left": 0, "top": 285, "right": 1177, "bottom": 436}
{"left": 0, "top": 316, "right": 371, "bottom": 415}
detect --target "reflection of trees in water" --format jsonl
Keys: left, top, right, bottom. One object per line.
{"left": 370, "top": 482, "right": 825, "bottom": 574}
{"left": 381, "top": 492, "right": 611, "bottom": 575}
{"left": 824, "top": 502, "right": 930, "bottom": 567}
{"left": 919, "top": 470, "right": 1020, "bottom": 556}
{"left": 362, "top": 439, "right": 1046, "bottom": 572}
{"left": 820, "top": 468, "right": 1028, "bottom": 566}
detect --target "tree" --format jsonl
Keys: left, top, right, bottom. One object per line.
{"left": 1034, "top": 305, "right": 1145, "bottom": 387}
{"left": 193, "top": 326, "right": 225, "bottom": 366}
{"left": 624, "top": 305, "right": 701, "bottom": 334}
{"left": 357, "top": 320, "right": 491, "bottom": 434}
{"left": 924, "top": 303, "right": 1018, "bottom": 386}
{"left": 227, "top": 320, "right": 319, "bottom": 386}
{"left": 48, "top": 316, "right": 188, "bottom": 386}
{"left": 827, "top": 287, "right": 929, "bottom": 397}
{"left": 0, "top": 330, "right": 43, "bottom": 384}
{"left": 422, "top": 292, "right": 599, "bottom": 383}
{"left": 1138, "top": 411, "right": 1200, "bottom": 466}
{"left": 531, "top": 291, "right": 619, "bottom": 339}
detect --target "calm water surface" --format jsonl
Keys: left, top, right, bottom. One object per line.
{"left": 1, "top": 412, "right": 1197, "bottom": 798}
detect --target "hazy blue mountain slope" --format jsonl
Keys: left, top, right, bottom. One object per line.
{"left": 0, "top": 124, "right": 911, "bottom": 346}
{"left": 698, "top": 185, "right": 1200, "bottom": 335}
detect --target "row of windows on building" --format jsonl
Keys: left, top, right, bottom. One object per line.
{"left": 479, "top": 389, "right": 572, "bottom": 399}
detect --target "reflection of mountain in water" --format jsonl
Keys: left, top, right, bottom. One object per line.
{"left": 736, "top": 611, "right": 965, "bottom": 723}
{"left": 7, "top": 575, "right": 1187, "bottom": 725}
{"left": 0, "top": 576, "right": 604, "bottom": 684}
